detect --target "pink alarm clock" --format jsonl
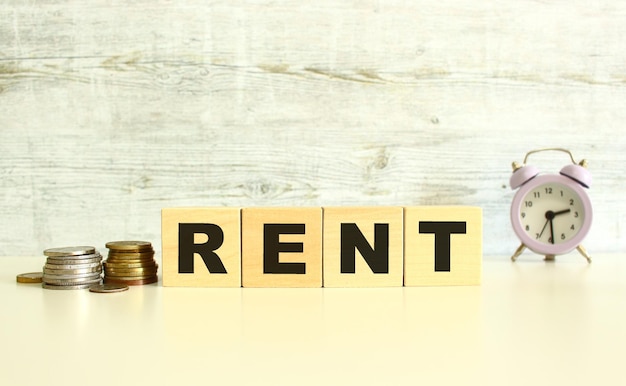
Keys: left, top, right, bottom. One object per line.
{"left": 509, "top": 148, "right": 592, "bottom": 262}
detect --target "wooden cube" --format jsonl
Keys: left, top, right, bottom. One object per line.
{"left": 162, "top": 207, "right": 241, "bottom": 287}
{"left": 404, "top": 206, "right": 482, "bottom": 286}
{"left": 323, "top": 207, "right": 403, "bottom": 287}
{"left": 241, "top": 207, "right": 322, "bottom": 288}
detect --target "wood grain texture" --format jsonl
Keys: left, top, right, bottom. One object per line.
{"left": 0, "top": 1, "right": 625, "bottom": 257}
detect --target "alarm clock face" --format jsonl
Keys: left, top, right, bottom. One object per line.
{"left": 511, "top": 174, "right": 592, "bottom": 255}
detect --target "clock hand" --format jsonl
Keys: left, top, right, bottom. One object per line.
{"left": 552, "top": 208, "right": 571, "bottom": 217}
{"left": 547, "top": 209, "right": 570, "bottom": 244}
{"left": 548, "top": 216, "right": 554, "bottom": 244}
{"left": 538, "top": 218, "right": 550, "bottom": 239}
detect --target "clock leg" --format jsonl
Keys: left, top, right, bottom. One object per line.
{"left": 576, "top": 245, "right": 592, "bottom": 263}
{"left": 511, "top": 243, "right": 526, "bottom": 262}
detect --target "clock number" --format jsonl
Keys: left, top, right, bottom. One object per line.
{"left": 525, "top": 225, "right": 529, "bottom": 231}
{"left": 560, "top": 190, "right": 564, "bottom": 197}
{"left": 545, "top": 187, "right": 552, "bottom": 194}
{"left": 569, "top": 199, "right": 574, "bottom": 206}
{"left": 548, "top": 237, "right": 553, "bottom": 243}
{"left": 561, "top": 233, "right": 566, "bottom": 240}
{"left": 533, "top": 192, "right": 540, "bottom": 198}
{"left": 574, "top": 211, "right": 578, "bottom": 218}
{"left": 570, "top": 224, "right": 575, "bottom": 230}
{"left": 535, "top": 233, "right": 540, "bottom": 239}
{"left": 525, "top": 201, "right": 533, "bottom": 207}
{"left": 521, "top": 212, "right": 526, "bottom": 218}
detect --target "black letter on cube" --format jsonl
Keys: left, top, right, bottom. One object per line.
{"left": 340, "top": 223, "right": 389, "bottom": 274}
{"left": 418, "top": 222, "right": 467, "bottom": 272}
{"left": 178, "top": 223, "right": 227, "bottom": 274}
{"left": 263, "top": 224, "right": 306, "bottom": 274}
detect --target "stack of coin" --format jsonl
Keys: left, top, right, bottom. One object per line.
{"left": 42, "top": 246, "right": 103, "bottom": 290}
{"left": 103, "top": 241, "right": 158, "bottom": 285}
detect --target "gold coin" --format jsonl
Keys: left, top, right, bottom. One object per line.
{"left": 104, "top": 276, "right": 158, "bottom": 286}
{"left": 16, "top": 272, "right": 43, "bottom": 283}
{"left": 107, "top": 249, "right": 154, "bottom": 255}
{"left": 89, "top": 284, "right": 129, "bottom": 293}
{"left": 105, "top": 259, "right": 157, "bottom": 266}
{"left": 103, "top": 261, "right": 157, "bottom": 269}
{"left": 105, "top": 241, "right": 153, "bottom": 252}
{"left": 103, "top": 272, "right": 158, "bottom": 280}
{"left": 104, "top": 270, "right": 158, "bottom": 278}
{"left": 106, "top": 255, "right": 154, "bottom": 262}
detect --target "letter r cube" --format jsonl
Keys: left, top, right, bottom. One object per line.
{"left": 162, "top": 208, "right": 241, "bottom": 287}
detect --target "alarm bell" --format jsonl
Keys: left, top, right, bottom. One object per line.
{"left": 560, "top": 163, "right": 592, "bottom": 188}
{"left": 509, "top": 148, "right": 591, "bottom": 189}
{"left": 509, "top": 164, "right": 539, "bottom": 189}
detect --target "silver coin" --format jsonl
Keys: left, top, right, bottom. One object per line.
{"left": 42, "top": 282, "right": 99, "bottom": 290}
{"left": 42, "top": 272, "right": 102, "bottom": 280}
{"left": 45, "top": 257, "right": 102, "bottom": 265}
{"left": 43, "top": 276, "right": 102, "bottom": 285}
{"left": 89, "top": 284, "right": 129, "bottom": 293}
{"left": 45, "top": 254, "right": 102, "bottom": 264}
{"left": 43, "top": 266, "right": 102, "bottom": 275}
{"left": 43, "top": 271, "right": 101, "bottom": 279}
{"left": 44, "top": 261, "right": 102, "bottom": 270}
{"left": 44, "top": 246, "right": 96, "bottom": 257}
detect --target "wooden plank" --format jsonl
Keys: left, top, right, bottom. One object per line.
{"left": 162, "top": 208, "right": 241, "bottom": 287}
{"left": 0, "top": 1, "right": 624, "bottom": 257}
{"left": 323, "top": 207, "right": 403, "bottom": 287}
{"left": 404, "top": 206, "right": 482, "bottom": 286}
{"left": 241, "top": 207, "right": 322, "bottom": 287}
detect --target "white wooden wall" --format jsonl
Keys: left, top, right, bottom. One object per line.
{"left": 1, "top": 1, "right": 624, "bottom": 257}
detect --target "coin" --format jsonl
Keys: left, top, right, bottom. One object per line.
{"left": 106, "top": 241, "right": 153, "bottom": 252}
{"left": 104, "top": 266, "right": 158, "bottom": 274}
{"left": 102, "top": 272, "right": 157, "bottom": 280}
{"left": 89, "top": 284, "right": 129, "bottom": 293}
{"left": 104, "top": 276, "right": 158, "bottom": 286}
{"left": 44, "top": 266, "right": 102, "bottom": 275}
{"left": 16, "top": 272, "right": 44, "bottom": 283}
{"left": 42, "top": 272, "right": 102, "bottom": 281}
{"left": 103, "top": 240, "right": 157, "bottom": 285}
{"left": 43, "top": 282, "right": 97, "bottom": 290}
{"left": 46, "top": 252, "right": 102, "bottom": 260}
{"left": 43, "top": 276, "right": 102, "bottom": 286}
{"left": 106, "top": 257, "right": 155, "bottom": 264}
{"left": 44, "top": 246, "right": 96, "bottom": 257}
{"left": 44, "top": 256, "right": 103, "bottom": 265}
{"left": 44, "top": 261, "right": 102, "bottom": 269}
{"left": 107, "top": 252, "right": 154, "bottom": 259}
{"left": 107, "top": 251, "right": 153, "bottom": 257}
{"left": 103, "top": 261, "right": 157, "bottom": 269}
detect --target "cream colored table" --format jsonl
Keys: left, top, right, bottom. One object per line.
{"left": 1, "top": 254, "right": 624, "bottom": 386}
